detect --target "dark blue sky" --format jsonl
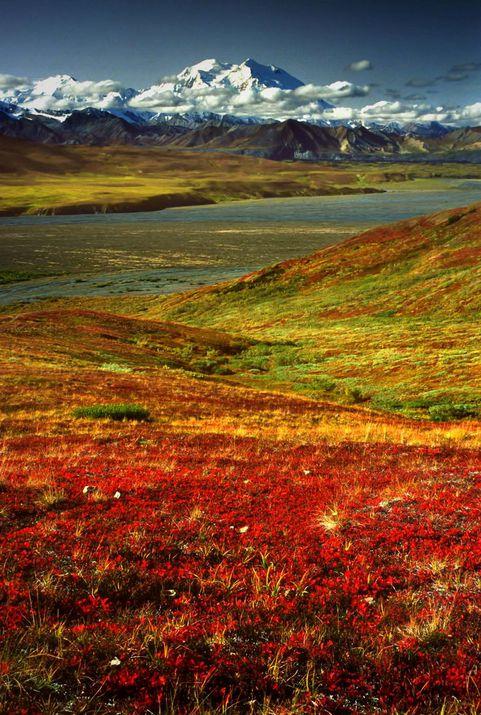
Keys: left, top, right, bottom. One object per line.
{"left": 1, "top": 0, "right": 480, "bottom": 105}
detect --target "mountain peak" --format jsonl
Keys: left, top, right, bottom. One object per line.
{"left": 172, "top": 58, "right": 305, "bottom": 93}
{"left": 241, "top": 58, "right": 281, "bottom": 73}
{"left": 232, "top": 58, "right": 304, "bottom": 90}
{"left": 241, "top": 58, "right": 261, "bottom": 67}
{"left": 187, "top": 58, "right": 221, "bottom": 72}
{"left": 36, "top": 74, "right": 77, "bottom": 86}
{"left": 32, "top": 75, "right": 78, "bottom": 98}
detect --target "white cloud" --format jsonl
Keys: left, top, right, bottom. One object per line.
{"left": 0, "top": 73, "right": 31, "bottom": 91}
{"left": 129, "top": 79, "right": 370, "bottom": 119}
{"left": 0, "top": 74, "right": 134, "bottom": 112}
{"left": 444, "top": 102, "right": 481, "bottom": 124}
{"left": 0, "top": 65, "right": 479, "bottom": 128}
{"left": 296, "top": 81, "right": 370, "bottom": 100}
{"left": 347, "top": 60, "right": 373, "bottom": 72}
{"left": 323, "top": 99, "right": 481, "bottom": 127}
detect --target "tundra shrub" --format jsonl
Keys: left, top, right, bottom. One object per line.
{"left": 345, "top": 386, "right": 370, "bottom": 404}
{"left": 73, "top": 404, "right": 151, "bottom": 421}
{"left": 428, "top": 403, "right": 478, "bottom": 422}
{"left": 99, "top": 363, "right": 132, "bottom": 373}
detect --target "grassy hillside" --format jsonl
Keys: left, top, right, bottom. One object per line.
{"left": 2, "top": 306, "right": 470, "bottom": 447}
{"left": 153, "top": 202, "right": 481, "bottom": 418}
{"left": 1, "top": 135, "right": 481, "bottom": 215}
{"left": 4, "top": 143, "right": 481, "bottom": 711}
{"left": 0, "top": 309, "right": 253, "bottom": 374}
{"left": 0, "top": 136, "right": 376, "bottom": 216}
{"left": 4, "top": 300, "right": 481, "bottom": 712}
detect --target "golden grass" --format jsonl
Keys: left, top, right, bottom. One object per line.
{"left": 2, "top": 135, "right": 480, "bottom": 216}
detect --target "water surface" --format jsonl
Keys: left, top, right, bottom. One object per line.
{"left": 1, "top": 180, "right": 479, "bottom": 305}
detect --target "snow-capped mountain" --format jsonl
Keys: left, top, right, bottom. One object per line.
{"left": 146, "top": 111, "right": 266, "bottom": 128}
{"left": 0, "top": 74, "right": 138, "bottom": 113}
{"left": 0, "top": 99, "right": 20, "bottom": 117}
{"left": 131, "top": 58, "right": 333, "bottom": 118}
{"left": 0, "top": 58, "right": 474, "bottom": 131}
{"left": 402, "top": 121, "right": 452, "bottom": 137}
{"left": 172, "top": 58, "right": 305, "bottom": 91}
{"left": 0, "top": 58, "right": 336, "bottom": 122}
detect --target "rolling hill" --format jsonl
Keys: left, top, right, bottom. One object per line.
{"left": 2, "top": 134, "right": 481, "bottom": 216}
{"left": 0, "top": 135, "right": 385, "bottom": 215}
{"left": 0, "top": 309, "right": 251, "bottom": 373}
{"left": 4, "top": 197, "right": 481, "bottom": 712}
{"left": 152, "top": 201, "right": 481, "bottom": 417}
{"left": 6, "top": 293, "right": 481, "bottom": 715}
{"left": 4, "top": 212, "right": 481, "bottom": 713}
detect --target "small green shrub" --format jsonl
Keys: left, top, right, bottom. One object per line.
{"left": 99, "top": 363, "right": 132, "bottom": 373}
{"left": 234, "top": 344, "right": 272, "bottom": 371}
{"left": 73, "top": 404, "right": 151, "bottom": 421}
{"left": 273, "top": 346, "right": 305, "bottom": 368}
{"left": 345, "top": 386, "right": 370, "bottom": 404}
{"left": 193, "top": 349, "right": 223, "bottom": 374}
{"left": 175, "top": 344, "right": 195, "bottom": 362}
{"left": 371, "top": 394, "right": 404, "bottom": 412}
{"left": 309, "top": 375, "right": 337, "bottom": 393}
{"left": 407, "top": 396, "right": 439, "bottom": 409}
{"left": 446, "top": 213, "right": 462, "bottom": 225}
{"left": 0, "top": 270, "right": 50, "bottom": 284}
{"left": 428, "top": 403, "right": 479, "bottom": 422}
{"left": 374, "top": 309, "right": 398, "bottom": 318}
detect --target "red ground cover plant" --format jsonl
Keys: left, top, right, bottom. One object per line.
{"left": 2, "top": 311, "right": 481, "bottom": 713}
{"left": 3, "top": 423, "right": 481, "bottom": 713}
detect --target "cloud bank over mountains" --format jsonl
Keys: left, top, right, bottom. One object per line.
{"left": 324, "top": 100, "right": 481, "bottom": 127}
{"left": 0, "top": 58, "right": 479, "bottom": 127}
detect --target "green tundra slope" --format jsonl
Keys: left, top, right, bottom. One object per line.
{"left": 153, "top": 202, "right": 481, "bottom": 419}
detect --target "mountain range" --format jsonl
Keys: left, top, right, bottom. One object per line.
{"left": 1, "top": 105, "right": 481, "bottom": 162}
{"left": 1, "top": 58, "right": 480, "bottom": 161}
{"left": 0, "top": 58, "right": 333, "bottom": 121}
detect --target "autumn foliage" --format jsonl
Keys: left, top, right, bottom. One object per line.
{"left": 2, "top": 319, "right": 481, "bottom": 714}
{"left": 3, "top": 201, "right": 481, "bottom": 713}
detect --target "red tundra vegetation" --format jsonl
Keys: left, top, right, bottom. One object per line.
{"left": 2, "top": 308, "right": 481, "bottom": 714}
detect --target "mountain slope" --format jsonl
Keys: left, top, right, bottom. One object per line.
{"left": 2, "top": 106, "right": 480, "bottom": 160}
{"left": 163, "top": 119, "right": 481, "bottom": 160}
{"left": 160, "top": 201, "right": 481, "bottom": 319}
{"left": 177, "top": 119, "right": 401, "bottom": 159}
{"left": 155, "top": 202, "right": 481, "bottom": 416}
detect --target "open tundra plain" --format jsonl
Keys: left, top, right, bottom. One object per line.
{"left": 2, "top": 192, "right": 481, "bottom": 713}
